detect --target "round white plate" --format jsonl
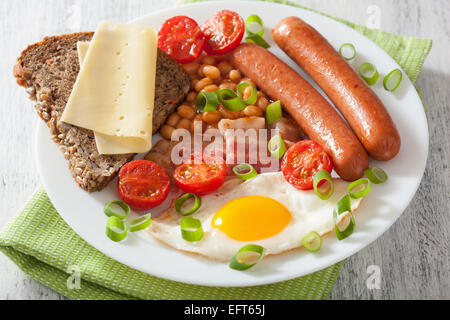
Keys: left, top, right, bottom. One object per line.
{"left": 36, "top": 0, "right": 428, "bottom": 287}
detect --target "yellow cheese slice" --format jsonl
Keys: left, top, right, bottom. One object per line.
{"left": 62, "top": 21, "right": 157, "bottom": 154}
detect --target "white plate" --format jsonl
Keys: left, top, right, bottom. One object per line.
{"left": 35, "top": 0, "right": 428, "bottom": 287}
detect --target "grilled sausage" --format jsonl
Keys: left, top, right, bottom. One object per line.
{"left": 231, "top": 43, "right": 368, "bottom": 181}
{"left": 273, "top": 16, "right": 401, "bottom": 161}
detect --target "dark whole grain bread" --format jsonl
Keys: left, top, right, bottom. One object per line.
{"left": 14, "top": 32, "right": 190, "bottom": 192}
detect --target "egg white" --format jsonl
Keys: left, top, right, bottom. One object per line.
{"left": 148, "top": 172, "right": 362, "bottom": 262}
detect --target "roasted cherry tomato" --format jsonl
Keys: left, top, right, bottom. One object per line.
{"left": 201, "top": 10, "right": 245, "bottom": 55}
{"left": 158, "top": 16, "right": 205, "bottom": 63}
{"left": 173, "top": 154, "right": 226, "bottom": 195}
{"left": 281, "top": 140, "right": 333, "bottom": 190}
{"left": 118, "top": 160, "right": 170, "bottom": 211}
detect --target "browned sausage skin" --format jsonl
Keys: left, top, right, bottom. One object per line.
{"left": 273, "top": 16, "right": 401, "bottom": 161}
{"left": 231, "top": 43, "right": 369, "bottom": 181}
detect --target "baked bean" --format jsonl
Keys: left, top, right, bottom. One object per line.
{"left": 160, "top": 125, "right": 175, "bottom": 140}
{"left": 186, "top": 91, "right": 197, "bottom": 102}
{"left": 229, "top": 69, "right": 242, "bottom": 82}
{"left": 176, "top": 118, "right": 192, "bottom": 130}
{"left": 191, "top": 78, "right": 200, "bottom": 90}
{"left": 202, "top": 84, "right": 219, "bottom": 92}
{"left": 217, "top": 61, "right": 233, "bottom": 75}
{"left": 203, "top": 65, "right": 221, "bottom": 80}
{"left": 243, "top": 105, "right": 263, "bottom": 117}
{"left": 166, "top": 113, "right": 181, "bottom": 127}
{"left": 177, "top": 105, "right": 196, "bottom": 119}
{"left": 219, "top": 81, "right": 237, "bottom": 91}
{"left": 202, "top": 56, "right": 216, "bottom": 65}
{"left": 202, "top": 110, "right": 221, "bottom": 124}
{"left": 182, "top": 62, "right": 200, "bottom": 74}
{"left": 242, "top": 86, "right": 253, "bottom": 100}
{"left": 195, "top": 77, "right": 213, "bottom": 92}
{"left": 257, "top": 96, "right": 270, "bottom": 111}
{"left": 218, "top": 104, "right": 241, "bottom": 119}
{"left": 197, "top": 64, "right": 206, "bottom": 77}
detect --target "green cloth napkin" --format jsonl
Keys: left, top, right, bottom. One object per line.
{"left": 0, "top": 0, "right": 431, "bottom": 300}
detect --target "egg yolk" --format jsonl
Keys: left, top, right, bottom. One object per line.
{"left": 211, "top": 196, "right": 292, "bottom": 241}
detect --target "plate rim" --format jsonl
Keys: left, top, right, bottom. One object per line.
{"left": 35, "top": 0, "right": 429, "bottom": 287}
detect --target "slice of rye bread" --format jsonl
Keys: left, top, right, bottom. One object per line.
{"left": 14, "top": 32, "right": 190, "bottom": 192}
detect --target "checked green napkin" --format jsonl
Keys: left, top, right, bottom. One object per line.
{"left": 0, "top": 0, "right": 431, "bottom": 300}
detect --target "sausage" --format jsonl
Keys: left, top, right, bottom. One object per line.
{"left": 231, "top": 43, "right": 368, "bottom": 181}
{"left": 273, "top": 17, "right": 401, "bottom": 161}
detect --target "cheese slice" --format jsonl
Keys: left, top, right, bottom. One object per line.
{"left": 62, "top": 21, "right": 157, "bottom": 154}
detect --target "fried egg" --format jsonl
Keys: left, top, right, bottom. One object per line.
{"left": 148, "top": 172, "right": 362, "bottom": 262}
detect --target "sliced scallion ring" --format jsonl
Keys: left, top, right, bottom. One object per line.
{"left": 103, "top": 200, "right": 130, "bottom": 219}
{"left": 245, "top": 14, "right": 264, "bottom": 36}
{"left": 245, "top": 34, "right": 271, "bottom": 49}
{"left": 267, "top": 135, "right": 286, "bottom": 159}
{"left": 339, "top": 43, "right": 356, "bottom": 61}
{"left": 302, "top": 231, "right": 322, "bottom": 252}
{"left": 106, "top": 216, "right": 128, "bottom": 242}
{"left": 129, "top": 213, "right": 151, "bottom": 232}
{"left": 333, "top": 194, "right": 355, "bottom": 240}
{"left": 180, "top": 217, "right": 204, "bottom": 242}
{"left": 348, "top": 179, "right": 371, "bottom": 199}
{"left": 313, "top": 170, "right": 334, "bottom": 200}
{"left": 196, "top": 91, "right": 219, "bottom": 112}
{"left": 383, "top": 68, "right": 403, "bottom": 92}
{"left": 232, "top": 163, "right": 258, "bottom": 180}
{"left": 229, "top": 244, "right": 266, "bottom": 271}
{"left": 175, "top": 193, "right": 202, "bottom": 216}
{"left": 217, "top": 89, "right": 246, "bottom": 111}
{"left": 359, "top": 62, "right": 379, "bottom": 85}
{"left": 266, "top": 100, "right": 282, "bottom": 125}
{"left": 364, "top": 167, "right": 388, "bottom": 184}
{"left": 237, "top": 82, "right": 258, "bottom": 105}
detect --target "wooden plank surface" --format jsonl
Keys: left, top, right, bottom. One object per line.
{"left": 0, "top": 0, "right": 448, "bottom": 300}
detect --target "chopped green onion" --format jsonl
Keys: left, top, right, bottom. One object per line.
{"left": 175, "top": 193, "right": 202, "bottom": 216}
{"left": 103, "top": 200, "right": 130, "bottom": 219}
{"left": 348, "top": 179, "right": 371, "bottom": 199}
{"left": 267, "top": 135, "right": 286, "bottom": 158}
{"left": 245, "top": 34, "right": 271, "bottom": 49}
{"left": 229, "top": 244, "right": 266, "bottom": 271}
{"left": 217, "top": 89, "right": 246, "bottom": 111}
{"left": 196, "top": 91, "right": 218, "bottom": 112}
{"left": 232, "top": 163, "right": 258, "bottom": 180}
{"left": 106, "top": 216, "right": 128, "bottom": 242}
{"left": 245, "top": 14, "right": 264, "bottom": 37}
{"left": 313, "top": 170, "right": 334, "bottom": 200}
{"left": 339, "top": 43, "right": 356, "bottom": 61}
{"left": 237, "top": 82, "right": 258, "bottom": 105}
{"left": 333, "top": 194, "right": 355, "bottom": 240}
{"left": 129, "top": 213, "right": 151, "bottom": 232}
{"left": 383, "top": 68, "right": 403, "bottom": 92}
{"left": 245, "top": 15, "right": 270, "bottom": 48}
{"left": 180, "top": 217, "right": 204, "bottom": 242}
{"left": 364, "top": 167, "right": 388, "bottom": 184}
{"left": 359, "top": 62, "right": 379, "bottom": 85}
{"left": 302, "top": 231, "right": 322, "bottom": 252}
{"left": 266, "top": 100, "right": 282, "bottom": 125}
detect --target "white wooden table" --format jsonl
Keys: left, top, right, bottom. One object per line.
{"left": 0, "top": 0, "right": 448, "bottom": 300}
